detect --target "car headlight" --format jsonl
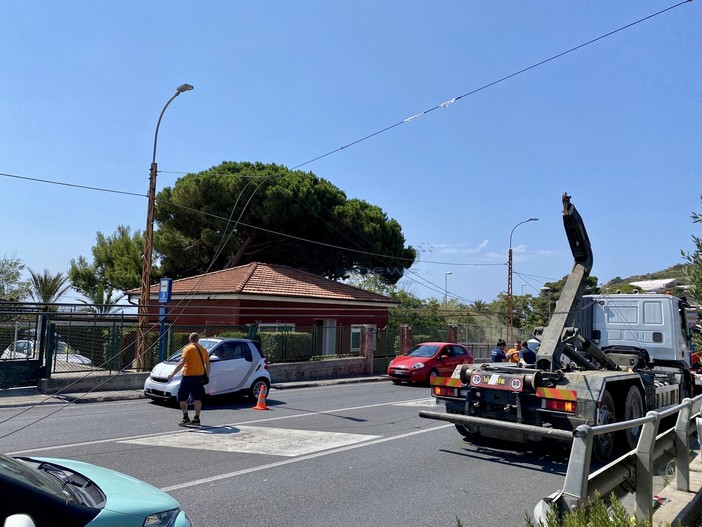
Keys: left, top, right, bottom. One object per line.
{"left": 144, "top": 508, "right": 180, "bottom": 527}
{"left": 411, "top": 362, "right": 425, "bottom": 369}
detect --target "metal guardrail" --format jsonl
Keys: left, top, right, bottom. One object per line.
{"left": 533, "top": 394, "right": 702, "bottom": 525}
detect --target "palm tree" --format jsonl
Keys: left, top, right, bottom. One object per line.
{"left": 470, "top": 299, "right": 491, "bottom": 314}
{"left": 28, "top": 268, "right": 71, "bottom": 307}
{"left": 78, "top": 283, "right": 124, "bottom": 314}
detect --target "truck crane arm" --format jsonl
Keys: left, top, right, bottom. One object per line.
{"left": 534, "top": 193, "right": 595, "bottom": 371}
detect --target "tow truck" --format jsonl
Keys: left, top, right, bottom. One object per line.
{"left": 420, "top": 193, "right": 700, "bottom": 461}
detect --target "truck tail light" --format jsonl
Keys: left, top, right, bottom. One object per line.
{"left": 544, "top": 399, "right": 577, "bottom": 413}
{"left": 433, "top": 386, "right": 458, "bottom": 397}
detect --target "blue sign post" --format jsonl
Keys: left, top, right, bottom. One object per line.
{"left": 157, "top": 278, "right": 172, "bottom": 363}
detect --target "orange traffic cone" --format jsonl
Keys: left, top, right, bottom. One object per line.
{"left": 252, "top": 385, "right": 269, "bottom": 410}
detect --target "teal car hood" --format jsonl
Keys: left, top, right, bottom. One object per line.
{"left": 34, "top": 457, "right": 179, "bottom": 519}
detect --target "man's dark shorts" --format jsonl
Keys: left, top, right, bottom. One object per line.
{"left": 177, "top": 375, "right": 206, "bottom": 402}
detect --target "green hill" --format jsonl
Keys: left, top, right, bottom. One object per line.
{"left": 601, "top": 263, "right": 693, "bottom": 297}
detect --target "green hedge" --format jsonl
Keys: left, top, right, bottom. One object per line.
{"left": 258, "top": 332, "right": 313, "bottom": 362}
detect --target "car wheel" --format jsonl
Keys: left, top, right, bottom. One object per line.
{"left": 248, "top": 378, "right": 271, "bottom": 401}
{"left": 391, "top": 379, "right": 401, "bottom": 385}
{"left": 427, "top": 369, "right": 439, "bottom": 385}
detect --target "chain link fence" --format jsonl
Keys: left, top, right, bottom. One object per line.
{"left": 0, "top": 302, "right": 526, "bottom": 386}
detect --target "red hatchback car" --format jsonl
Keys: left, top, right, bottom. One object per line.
{"left": 387, "top": 342, "right": 474, "bottom": 385}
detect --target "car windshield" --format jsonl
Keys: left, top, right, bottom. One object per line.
{"left": 0, "top": 454, "right": 79, "bottom": 503}
{"left": 55, "top": 341, "right": 78, "bottom": 354}
{"left": 166, "top": 339, "right": 220, "bottom": 363}
{"left": 405, "top": 345, "right": 440, "bottom": 358}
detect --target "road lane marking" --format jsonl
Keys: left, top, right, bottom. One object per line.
{"left": 393, "top": 398, "right": 438, "bottom": 407}
{"left": 160, "top": 424, "right": 452, "bottom": 492}
{"left": 120, "top": 426, "right": 380, "bottom": 457}
{"left": 6, "top": 397, "right": 435, "bottom": 455}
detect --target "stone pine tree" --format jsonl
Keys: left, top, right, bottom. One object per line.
{"left": 153, "top": 161, "right": 416, "bottom": 284}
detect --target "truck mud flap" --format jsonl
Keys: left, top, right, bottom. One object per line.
{"left": 418, "top": 410, "right": 575, "bottom": 443}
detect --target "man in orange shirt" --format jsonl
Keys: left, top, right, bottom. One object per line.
{"left": 505, "top": 341, "right": 522, "bottom": 363}
{"left": 168, "top": 332, "right": 210, "bottom": 426}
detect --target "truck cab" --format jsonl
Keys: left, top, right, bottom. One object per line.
{"left": 577, "top": 294, "right": 693, "bottom": 366}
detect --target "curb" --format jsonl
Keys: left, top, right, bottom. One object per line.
{"left": 0, "top": 375, "right": 391, "bottom": 408}
{"left": 271, "top": 375, "right": 389, "bottom": 390}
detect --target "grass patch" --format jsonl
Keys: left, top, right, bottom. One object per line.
{"left": 456, "top": 491, "right": 676, "bottom": 527}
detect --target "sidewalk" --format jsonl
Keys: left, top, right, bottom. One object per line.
{"left": 0, "top": 374, "right": 390, "bottom": 408}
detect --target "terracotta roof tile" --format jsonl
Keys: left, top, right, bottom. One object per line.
{"left": 141, "top": 262, "right": 396, "bottom": 304}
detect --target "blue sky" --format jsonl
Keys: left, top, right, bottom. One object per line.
{"left": 1, "top": 1, "right": 700, "bottom": 306}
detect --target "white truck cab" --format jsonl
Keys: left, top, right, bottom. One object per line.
{"left": 584, "top": 294, "right": 691, "bottom": 365}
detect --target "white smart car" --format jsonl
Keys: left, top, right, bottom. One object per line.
{"left": 144, "top": 337, "right": 270, "bottom": 403}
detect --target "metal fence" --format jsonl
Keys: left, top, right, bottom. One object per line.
{"left": 1, "top": 302, "right": 524, "bottom": 386}
{"left": 454, "top": 324, "right": 529, "bottom": 347}
{"left": 534, "top": 394, "right": 702, "bottom": 525}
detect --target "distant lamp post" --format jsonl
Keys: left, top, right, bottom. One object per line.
{"left": 541, "top": 286, "right": 552, "bottom": 321}
{"left": 507, "top": 218, "right": 538, "bottom": 341}
{"left": 444, "top": 272, "right": 452, "bottom": 319}
{"left": 521, "top": 283, "right": 527, "bottom": 296}
{"left": 136, "top": 83, "right": 194, "bottom": 371}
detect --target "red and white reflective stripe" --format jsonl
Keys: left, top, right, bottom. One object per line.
{"left": 535, "top": 387, "right": 578, "bottom": 401}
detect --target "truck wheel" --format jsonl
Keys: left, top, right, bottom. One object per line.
{"left": 593, "top": 390, "right": 616, "bottom": 462}
{"left": 622, "top": 386, "right": 644, "bottom": 450}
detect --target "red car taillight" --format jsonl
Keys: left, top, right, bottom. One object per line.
{"left": 544, "top": 399, "right": 577, "bottom": 413}
{"left": 433, "top": 386, "right": 458, "bottom": 397}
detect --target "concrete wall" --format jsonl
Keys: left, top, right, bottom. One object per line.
{"left": 39, "top": 372, "right": 150, "bottom": 394}
{"left": 268, "top": 357, "right": 370, "bottom": 383}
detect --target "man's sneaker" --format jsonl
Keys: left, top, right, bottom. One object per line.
{"left": 178, "top": 417, "right": 191, "bottom": 427}
{"left": 191, "top": 417, "right": 201, "bottom": 426}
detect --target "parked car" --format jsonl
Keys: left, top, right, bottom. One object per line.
{"left": 1, "top": 340, "right": 36, "bottom": 360}
{"left": 1, "top": 340, "right": 92, "bottom": 366}
{"left": 0, "top": 453, "right": 192, "bottom": 526}
{"left": 144, "top": 337, "right": 270, "bottom": 403}
{"left": 387, "top": 342, "right": 474, "bottom": 385}
{"left": 54, "top": 341, "right": 93, "bottom": 366}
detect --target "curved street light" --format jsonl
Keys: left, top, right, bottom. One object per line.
{"left": 507, "top": 218, "right": 538, "bottom": 341}
{"left": 136, "top": 84, "right": 194, "bottom": 371}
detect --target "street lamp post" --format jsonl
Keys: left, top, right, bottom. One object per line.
{"left": 444, "top": 272, "right": 452, "bottom": 319}
{"left": 136, "top": 83, "right": 194, "bottom": 371}
{"left": 541, "top": 286, "right": 552, "bottom": 321}
{"left": 507, "top": 218, "right": 538, "bottom": 341}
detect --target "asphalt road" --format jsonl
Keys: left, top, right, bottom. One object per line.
{"left": 0, "top": 382, "right": 568, "bottom": 526}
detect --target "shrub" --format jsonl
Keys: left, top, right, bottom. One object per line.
{"left": 258, "top": 332, "right": 313, "bottom": 362}
{"left": 521, "top": 492, "right": 665, "bottom": 527}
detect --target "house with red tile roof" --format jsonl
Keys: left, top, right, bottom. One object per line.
{"left": 126, "top": 262, "right": 397, "bottom": 356}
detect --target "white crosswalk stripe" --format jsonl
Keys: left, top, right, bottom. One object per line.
{"left": 120, "top": 426, "right": 379, "bottom": 457}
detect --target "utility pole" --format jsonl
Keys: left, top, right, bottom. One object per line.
{"left": 507, "top": 218, "right": 538, "bottom": 341}
{"left": 136, "top": 84, "right": 193, "bottom": 371}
